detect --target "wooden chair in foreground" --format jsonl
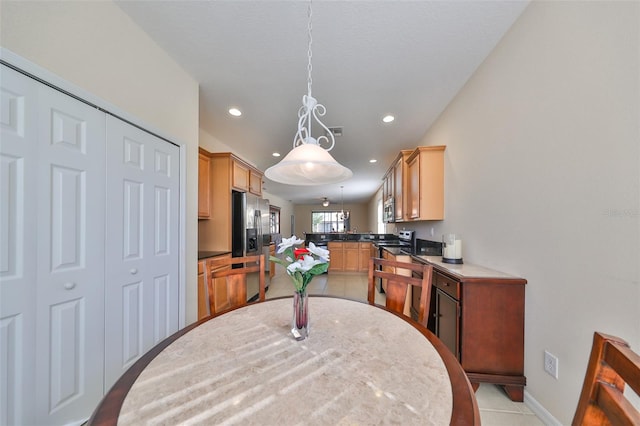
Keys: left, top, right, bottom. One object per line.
{"left": 367, "top": 257, "right": 433, "bottom": 327}
{"left": 206, "top": 254, "right": 266, "bottom": 317}
{"left": 572, "top": 331, "right": 640, "bottom": 426}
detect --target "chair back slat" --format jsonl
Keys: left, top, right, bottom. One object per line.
{"left": 207, "top": 254, "right": 266, "bottom": 317}
{"left": 572, "top": 332, "right": 640, "bottom": 426}
{"left": 367, "top": 257, "right": 433, "bottom": 327}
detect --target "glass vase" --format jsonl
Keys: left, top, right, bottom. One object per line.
{"left": 291, "top": 289, "right": 309, "bottom": 340}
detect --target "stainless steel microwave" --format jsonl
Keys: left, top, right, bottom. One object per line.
{"left": 383, "top": 198, "right": 395, "bottom": 223}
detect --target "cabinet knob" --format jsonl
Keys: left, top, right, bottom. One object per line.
{"left": 130, "top": 268, "right": 138, "bottom": 275}
{"left": 63, "top": 282, "right": 76, "bottom": 290}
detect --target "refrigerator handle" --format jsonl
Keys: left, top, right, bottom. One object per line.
{"left": 255, "top": 210, "right": 262, "bottom": 246}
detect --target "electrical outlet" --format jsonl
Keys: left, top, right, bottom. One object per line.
{"left": 544, "top": 350, "right": 559, "bottom": 379}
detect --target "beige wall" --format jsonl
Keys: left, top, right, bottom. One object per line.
{"left": 409, "top": 1, "right": 639, "bottom": 423}
{"left": 1, "top": 1, "right": 201, "bottom": 324}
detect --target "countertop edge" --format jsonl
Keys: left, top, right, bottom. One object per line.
{"left": 411, "top": 255, "right": 527, "bottom": 282}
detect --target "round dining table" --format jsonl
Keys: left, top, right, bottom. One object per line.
{"left": 89, "top": 296, "right": 479, "bottom": 425}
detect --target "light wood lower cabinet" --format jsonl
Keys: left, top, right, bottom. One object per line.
{"left": 328, "top": 242, "right": 344, "bottom": 272}
{"left": 197, "top": 260, "right": 207, "bottom": 320}
{"left": 328, "top": 241, "right": 372, "bottom": 272}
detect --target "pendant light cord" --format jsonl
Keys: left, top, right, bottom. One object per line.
{"left": 307, "top": 0, "right": 313, "bottom": 98}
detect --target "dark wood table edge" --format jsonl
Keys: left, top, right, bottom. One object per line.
{"left": 87, "top": 295, "right": 480, "bottom": 426}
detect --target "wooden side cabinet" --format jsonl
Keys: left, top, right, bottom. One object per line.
{"left": 198, "top": 149, "right": 211, "bottom": 219}
{"left": 406, "top": 145, "right": 445, "bottom": 221}
{"left": 411, "top": 258, "right": 527, "bottom": 402}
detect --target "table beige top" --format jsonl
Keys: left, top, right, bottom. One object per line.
{"left": 118, "top": 297, "right": 453, "bottom": 425}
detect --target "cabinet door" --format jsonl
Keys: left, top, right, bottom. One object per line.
{"left": 104, "top": 115, "right": 180, "bottom": 389}
{"left": 328, "top": 242, "right": 344, "bottom": 271}
{"left": 358, "top": 243, "right": 371, "bottom": 271}
{"left": 344, "top": 244, "right": 359, "bottom": 271}
{"left": 197, "top": 261, "right": 208, "bottom": 320}
{"left": 394, "top": 157, "right": 404, "bottom": 221}
{"left": 436, "top": 290, "right": 459, "bottom": 359}
{"left": 198, "top": 151, "right": 211, "bottom": 218}
{"left": 249, "top": 169, "right": 262, "bottom": 196}
{"left": 232, "top": 159, "right": 249, "bottom": 191}
{"left": 407, "top": 154, "right": 420, "bottom": 219}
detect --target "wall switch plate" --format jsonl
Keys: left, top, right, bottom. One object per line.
{"left": 544, "top": 350, "right": 559, "bottom": 379}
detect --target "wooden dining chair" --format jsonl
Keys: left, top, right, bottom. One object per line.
{"left": 206, "top": 254, "right": 266, "bottom": 317}
{"left": 367, "top": 257, "right": 433, "bottom": 327}
{"left": 572, "top": 331, "right": 640, "bottom": 426}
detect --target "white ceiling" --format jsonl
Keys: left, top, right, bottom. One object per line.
{"left": 116, "top": 0, "right": 529, "bottom": 205}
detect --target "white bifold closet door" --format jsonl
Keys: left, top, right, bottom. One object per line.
{"left": 1, "top": 64, "right": 106, "bottom": 425}
{"left": 0, "top": 63, "right": 180, "bottom": 425}
{"left": 104, "top": 115, "right": 180, "bottom": 389}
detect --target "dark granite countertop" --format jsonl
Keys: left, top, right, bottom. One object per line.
{"left": 198, "top": 250, "right": 231, "bottom": 260}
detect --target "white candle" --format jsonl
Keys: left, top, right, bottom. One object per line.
{"left": 455, "top": 239, "right": 462, "bottom": 259}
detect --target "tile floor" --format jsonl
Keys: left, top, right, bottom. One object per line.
{"left": 266, "top": 270, "right": 544, "bottom": 426}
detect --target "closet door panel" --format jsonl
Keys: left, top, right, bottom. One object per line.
{"left": 105, "top": 116, "right": 179, "bottom": 389}
{"left": 35, "top": 84, "right": 105, "bottom": 424}
{"left": 0, "top": 65, "right": 38, "bottom": 426}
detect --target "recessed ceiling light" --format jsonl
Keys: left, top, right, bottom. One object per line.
{"left": 382, "top": 115, "right": 395, "bottom": 123}
{"left": 369, "top": 159, "right": 377, "bottom": 163}
{"left": 228, "top": 107, "right": 242, "bottom": 117}
{"left": 272, "top": 152, "right": 281, "bottom": 157}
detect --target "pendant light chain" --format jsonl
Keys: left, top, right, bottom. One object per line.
{"left": 306, "top": 0, "right": 313, "bottom": 98}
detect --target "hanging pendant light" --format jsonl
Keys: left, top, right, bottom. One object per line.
{"left": 322, "top": 197, "right": 330, "bottom": 207}
{"left": 265, "top": 0, "right": 352, "bottom": 186}
{"left": 340, "top": 186, "right": 350, "bottom": 221}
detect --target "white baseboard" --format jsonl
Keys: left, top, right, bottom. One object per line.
{"left": 524, "top": 389, "right": 563, "bottom": 425}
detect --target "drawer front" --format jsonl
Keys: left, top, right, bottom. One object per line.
{"left": 434, "top": 272, "right": 460, "bottom": 299}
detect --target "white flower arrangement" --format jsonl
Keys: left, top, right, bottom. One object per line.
{"left": 270, "top": 235, "right": 330, "bottom": 292}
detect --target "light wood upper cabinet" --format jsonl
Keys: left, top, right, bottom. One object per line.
{"left": 200, "top": 151, "right": 264, "bottom": 252}
{"left": 249, "top": 169, "right": 262, "bottom": 196}
{"left": 406, "top": 146, "right": 445, "bottom": 221}
{"left": 393, "top": 150, "right": 412, "bottom": 222}
{"left": 198, "top": 149, "right": 211, "bottom": 219}
{"left": 232, "top": 158, "right": 250, "bottom": 192}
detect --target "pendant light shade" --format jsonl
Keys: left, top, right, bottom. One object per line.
{"left": 266, "top": 143, "right": 352, "bottom": 186}
{"left": 264, "top": 0, "right": 352, "bottom": 186}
